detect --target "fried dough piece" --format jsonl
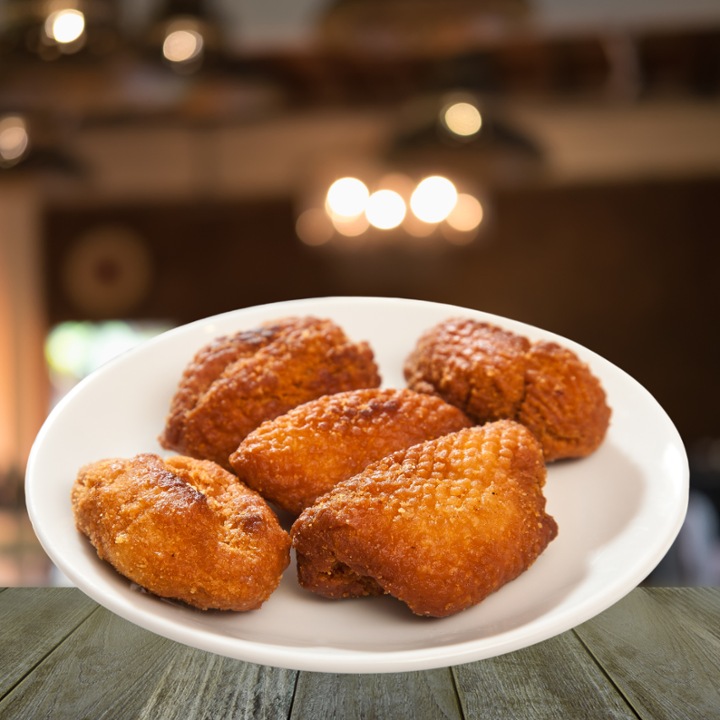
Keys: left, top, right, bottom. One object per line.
{"left": 405, "top": 318, "right": 530, "bottom": 422}
{"left": 72, "top": 453, "right": 291, "bottom": 611}
{"left": 230, "top": 388, "right": 472, "bottom": 515}
{"left": 517, "top": 342, "right": 612, "bottom": 461}
{"left": 404, "top": 317, "right": 611, "bottom": 460}
{"left": 291, "top": 421, "right": 558, "bottom": 618}
{"left": 161, "top": 318, "right": 301, "bottom": 452}
{"left": 160, "top": 317, "right": 381, "bottom": 470}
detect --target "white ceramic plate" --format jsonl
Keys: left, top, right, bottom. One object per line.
{"left": 26, "top": 297, "right": 688, "bottom": 673}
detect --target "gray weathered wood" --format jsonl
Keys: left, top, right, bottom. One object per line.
{"left": 290, "top": 668, "right": 463, "bottom": 720}
{"left": 134, "top": 647, "right": 297, "bottom": 720}
{"left": 0, "top": 605, "right": 297, "bottom": 720}
{"left": 1, "top": 587, "right": 719, "bottom": 719}
{"left": 575, "top": 587, "right": 720, "bottom": 720}
{"left": 453, "top": 629, "right": 637, "bottom": 719}
{"left": 0, "top": 587, "right": 98, "bottom": 698}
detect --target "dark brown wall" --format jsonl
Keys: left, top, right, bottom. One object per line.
{"left": 44, "top": 176, "right": 720, "bottom": 449}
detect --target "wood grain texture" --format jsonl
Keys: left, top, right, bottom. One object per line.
{"left": 0, "top": 587, "right": 98, "bottom": 699}
{"left": 453, "top": 629, "right": 637, "bottom": 720}
{"left": 290, "top": 668, "right": 463, "bottom": 720}
{"left": 575, "top": 587, "right": 720, "bottom": 720}
{"left": 1, "top": 588, "right": 718, "bottom": 719}
{"left": 0, "top": 605, "right": 295, "bottom": 720}
{"left": 133, "top": 648, "right": 297, "bottom": 720}
{"left": 0, "top": 604, "right": 173, "bottom": 720}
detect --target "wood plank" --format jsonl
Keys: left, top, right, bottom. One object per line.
{"left": 0, "top": 587, "right": 98, "bottom": 699}
{"left": 2, "top": 587, "right": 716, "bottom": 719}
{"left": 290, "top": 668, "right": 463, "bottom": 720}
{"left": 0, "top": 605, "right": 297, "bottom": 720}
{"left": 133, "top": 649, "right": 297, "bottom": 720}
{"left": 574, "top": 587, "right": 720, "bottom": 720}
{"left": 453, "top": 629, "right": 638, "bottom": 720}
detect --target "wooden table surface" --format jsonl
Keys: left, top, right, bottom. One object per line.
{"left": 0, "top": 586, "right": 717, "bottom": 719}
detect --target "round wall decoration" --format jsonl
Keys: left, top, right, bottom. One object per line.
{"left": 61, "top": 226, "right": 153, "bottom": 317}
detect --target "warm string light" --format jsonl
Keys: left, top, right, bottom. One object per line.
{"left": 366, "top": 190, "right": 405, "bottom": 230}
{"left": 326, "top": 178, "right": 369, "bottom": 217}
{"left": 161, "top": 18, "right": 207, "bottom": 70}
{"left": 296, "top": 208, "right": 333, "bottom": 246}
{"left": 42, "top": 5, "right": 86, "bottom": 54}
{"left": 410, "top": 177, "right": 457, "bottom": 223}
{"left": 46, "top": 9, "right": 85, "bottom": 43}
{"left": 332, "top": 212, "right": 369, "bottom": 237}
{"left": 443, "top": 102, "right": 482, "bottom": 137}
{"left": 446, "top": 194, "right": 484, "bottom": 231}
{"left": 163, "top": 29, "right": 204, "bottom": 63}
{"left": 0, "top": 116, "right": 29, "bottom": 166}
{"left": 297, "top": 175, "right": 484, "bottom": 246}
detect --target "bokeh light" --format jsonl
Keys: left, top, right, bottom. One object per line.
{"left": 326, "top": 178, "right": 369, "bottom": 218}
{"left": 443, "top": 102, "right": 482, "bottom": 137}
{"left": 403, "top": 213, "right": 437, "bottom": 237}
{"left": 332, "top": 212, "right": 369, "bottom": 237}
{"left": 410, "top": 176, "right": 457, "bottom": 223}
{"left": 45, "top": 321, "right": 151, "bottom": 378}
{"left": 45, "top": 321, "right": 172, "bottom": 409}
{"left": 446, "top": 194, "right": 484, "bottom": 231}
{"left": 163, "top": 29, "right": 204, "bottom": 63}
{"left": 366, "top": 190, "right": 406, "bottom": 229}
{"left": 45, "top": 9, "right": 85, "bottom": 44}
{"left": 0, "top": 116, "right": 29, "bottom": 164}
{"left": 296, "top": 208, "right": 334, "bottom": 246}
{"left": 45, "top": 322, "right": 93, "bottom": 377}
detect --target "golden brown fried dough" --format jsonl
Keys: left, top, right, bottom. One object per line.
{"left": 160, "top": 317, "right": 381, "bottom": 470}
{"left": 72, "top": 453, "right": 291, "bottom": 611}
{"left": 404, "top": 318, "right": 530, "bottom": 423}
{"left": 161, "top": 318, "right": 301, "bottom": 453}
{"left": 291, "top": 421, "right": 558, "bottom": 618}
{"left": 230, "top": 388, "right": 472, "bottom": 515}
{"left": 517, "top": 342, "right": 612, "bottom": 461}
{"left": 404, "top": 317, "right": 610, "bottom": 460}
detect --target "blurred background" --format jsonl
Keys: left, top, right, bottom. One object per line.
{"left": 1, "top": 0, "right": 719, "bottom": 587}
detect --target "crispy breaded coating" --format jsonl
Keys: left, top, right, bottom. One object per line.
{"left": 291, "top": 421, "right": 558, "bottom": 618}
{"left": 517, "top": 342, "right": 612, "bottom": 461}
{"left": 404, "top": 317, "right": 610, "bottom": 460}
{"left": 161, "top": 318, "right": 301, "bottom": 452}
{"left": 160, "top": 317, "right": 381, "bottom": 470}
{"left": 404, "top": 318, "right": 530, "bottom": 422}
{"left": 72, "top": 453, "right": 291, "bottom": 611}
{"left": 229, "top": 388, "right": 472, "bottom": 515}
